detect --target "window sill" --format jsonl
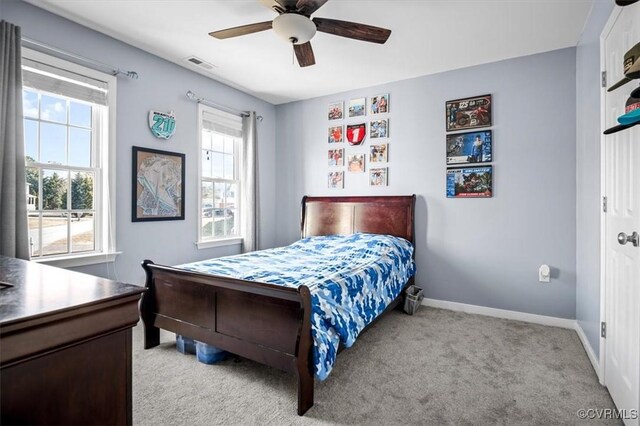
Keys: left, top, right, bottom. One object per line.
{"left": 32, "top": 251, "right": 122, "bottom": 268}
{"left": 196, "top": 238, "right": 243, "bottom": 250}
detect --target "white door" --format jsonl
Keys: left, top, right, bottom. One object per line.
{"left": 603, "top": 4, "right": 640, "bottom": 425}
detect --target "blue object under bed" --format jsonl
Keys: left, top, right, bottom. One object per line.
{"left": 177, "top": 233, "right": 416, "bottom": 380}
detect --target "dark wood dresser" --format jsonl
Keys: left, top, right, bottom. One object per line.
{"left": 0, "top": 256, "right": 145, "bottom": 425}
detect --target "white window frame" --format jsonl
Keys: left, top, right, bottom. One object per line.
{"left": 196, "top": 104, "right": 243, "bottom": 249}
{"left": 22, "top": 48, "right": 119, "bottom": 268}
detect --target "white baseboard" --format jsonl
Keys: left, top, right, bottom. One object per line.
{"left": 574, "top": 322, "right": 601, "bottom": 380}
{"left": 422, "top": 298, "right": 576, "bottom": 329}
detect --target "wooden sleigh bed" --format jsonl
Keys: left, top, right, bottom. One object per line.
{"left": 139, "top": 195, "right": 416, "bottom": 415}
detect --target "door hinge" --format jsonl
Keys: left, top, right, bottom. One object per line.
{"left": 601, "top": 322, "right": 606, "bottom": 338}
{"left": 603, "top": 196, "right": 607, "bottom": 213}
{"left": 602, "top": 71, "right": 607, "bottom": 88}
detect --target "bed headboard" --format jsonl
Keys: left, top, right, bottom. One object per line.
{"left": 301, "top": 195, "right": 416, "bottom": 244}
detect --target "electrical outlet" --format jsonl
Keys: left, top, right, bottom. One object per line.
{"left": 539, "top": 264, "right": 550, "bottom": 283}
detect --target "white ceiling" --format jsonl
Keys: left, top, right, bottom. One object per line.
{"left": 26, "top": 0, "right": 594, "bottom": 105}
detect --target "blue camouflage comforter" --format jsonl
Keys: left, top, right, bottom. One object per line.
{"left": 177, "top": 233, "right": 416, "bottom": 380}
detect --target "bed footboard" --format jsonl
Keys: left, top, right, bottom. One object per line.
{"left": 139, "top": 260, "right": 315, "bottom": 415}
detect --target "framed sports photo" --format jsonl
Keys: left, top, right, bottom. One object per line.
{"left": 370, "top": 94, "right": 389, "bottom": 114}
{"left": 446, "top": 166, "right": 493, "bottom": 198}
{"left": 328, "top": 148, "right": 344, "bottom": 166}
{"left": 328, "top": 125, "right": 343, "bottom": 143}
{"left": 347, "top": 154, "right": 365, "bottom": 172}
{"left": 370, "top": 119, "right": 389, "bottom": 138}
{"left": 446, "top": 130, "right": 492, "bottom": 165}
{"left": 369, "top": 144, "right": 388, "bottom": 163}
{"left": 446, "top": 94, "right": 492, "bottom": 132}
{"left": 328, "top": 101, "right": 343, "bottom": 120}
{"left": 132, "top": 146, "right": 185, "bottom": 221}
{"left": 348, "top": 98, "right": 366, "bottom": 118}
{"left": 328, "top": 171, "right": 344, "bottom": 189}
{"left": 369, "top": 168, "right": 388, "bottom": 186}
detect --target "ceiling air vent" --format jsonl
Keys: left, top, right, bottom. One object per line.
{"left": 185, "top": 56, "right": 217, "bottom": 71}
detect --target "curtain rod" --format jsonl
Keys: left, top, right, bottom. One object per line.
{"left": 22, "top": 37, "right": 139, "bottom": 79}
{"left": 186, "top": 91, "right": 263, "bottom": 122}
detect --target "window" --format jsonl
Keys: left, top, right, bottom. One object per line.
{"left": 22, "top": 49, "right": 117, "bottom": 266}
{"left": 198, "top": 105, "right": 243, "bottom": 248}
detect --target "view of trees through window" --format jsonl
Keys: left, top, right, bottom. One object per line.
{"left": 24, "top": 89, "right": 97, "bottom": 257}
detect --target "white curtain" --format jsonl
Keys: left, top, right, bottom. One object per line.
{"left": 241, "top": 112, "right": 259, "bottom": 252}
{"left": 0, "top": 21, "right": 30, "bottom": 260}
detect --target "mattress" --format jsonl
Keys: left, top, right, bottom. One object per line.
{"left": 177, "top": 233, "right": 416, "bottom": 380}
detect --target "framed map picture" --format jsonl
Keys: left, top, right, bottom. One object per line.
{"left": 132, "top": 146, "right": 185, "bottom": 221}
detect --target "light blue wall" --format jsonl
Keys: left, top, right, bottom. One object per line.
{"left": 575, "top": 0, "right": 614, "bottom": 359}
{"left": 275, "top": 48, "right": 578, "bottom": 319}
{"left": 4, "top": 0, "right": 605, "bottom": 325}
{"left": 2, "top": 0, "right": 277, "bottom": 285}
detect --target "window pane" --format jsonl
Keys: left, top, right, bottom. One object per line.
{"left": 28, "top": 212, "right": 41, "bottom": 257}
{"left": 69, "top": 128, "right": 91, "bottom": 167}
{"left": 212, "top": 152, "right": 223, "bottom": 179}
{"left": 72, "top": 212, "right": 94, "bottom": 253}
{"left": 213, "top": 209, "right": 226, "bottom": 237}
{"left": 201, "top": 181, "right": 213, "bottom": 239}
{"left": 223, "top": 154, "right": 234, "bottom": 180}
{"left": 23, "top": 90, "right": 39, "bottom": 118}
{"left": 226, "top": 209, "right": 236, "bottom": 236}
{"left": 42, "top": 169, "right": 68, "bottom": 210}
{"left": 24, "top": 119, "right": 38, "bottom": 162}
{"left": 224, "top": 183, "right": 237, "bottom": 209}
{"left": 202, "top": 217, "right": 213, "bottom": 239}
{"left": 69, "top": 102, "right": 91, "bottom": 128}
{"left": 201, "top": 181, "right": 213, "bottom": 217}
{"left": 40, "top": 122, "right": 66, "bottom": 165}
{"left": 212, "top": 133, "right": 224, "bottom": 152}
{"left": 223, "top": 137, "right": 234, "bottom": 154}
{"left": 26, "top": 167, "right": 39, "bottom": 211}
{"left": 202, "top": 131, "right": 212, "bottom": 151}
{"left": 71, "top": 171, "right": 94, "bottom": 209}
{"left": 41, "top": 95, "right": 67, "bottom": 123}
{"left": 42, "top": 212, "right": 69, "bottom": 256}
{"left": 201, "top": 150, "right": 212, "bottom": 178}
{"left": 214, "top": 182, "right": 224, "bottom": 209}
{"left": 214, "top": 181, "right": 225, "bottom": 238}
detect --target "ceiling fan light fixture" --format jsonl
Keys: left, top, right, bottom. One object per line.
{"left": 272, "top": 13, "right": 317, "bottom": 45}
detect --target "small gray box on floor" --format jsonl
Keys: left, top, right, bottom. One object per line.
{"left": 403, "top": 285, "right": 424, "bottom": 315}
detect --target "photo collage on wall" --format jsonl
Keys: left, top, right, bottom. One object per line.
{"left": 327, "top": 94, "right": 390, "bottom": 188}
{"left": 445, "top": 94, "right": 493, "bottom": 198}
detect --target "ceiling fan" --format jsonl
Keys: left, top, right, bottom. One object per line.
{"left": 208, "top": 0, "right": 392, "bottom": 67}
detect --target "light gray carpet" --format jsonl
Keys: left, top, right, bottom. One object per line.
{"left": 132, "top": 308, "right": 619, "bottom": 425}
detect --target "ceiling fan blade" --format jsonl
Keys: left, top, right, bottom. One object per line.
{"left": 296, "top": 0, "right": 328, "bottom": 16}
{"left": 312, "top": 17, "right": 391, "bottom": 44}
{"left": 209, "top": 21, "right": 273, "bottom": 39}
{"left": 294, "top": 42, "right": 316, "bottom": 67}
